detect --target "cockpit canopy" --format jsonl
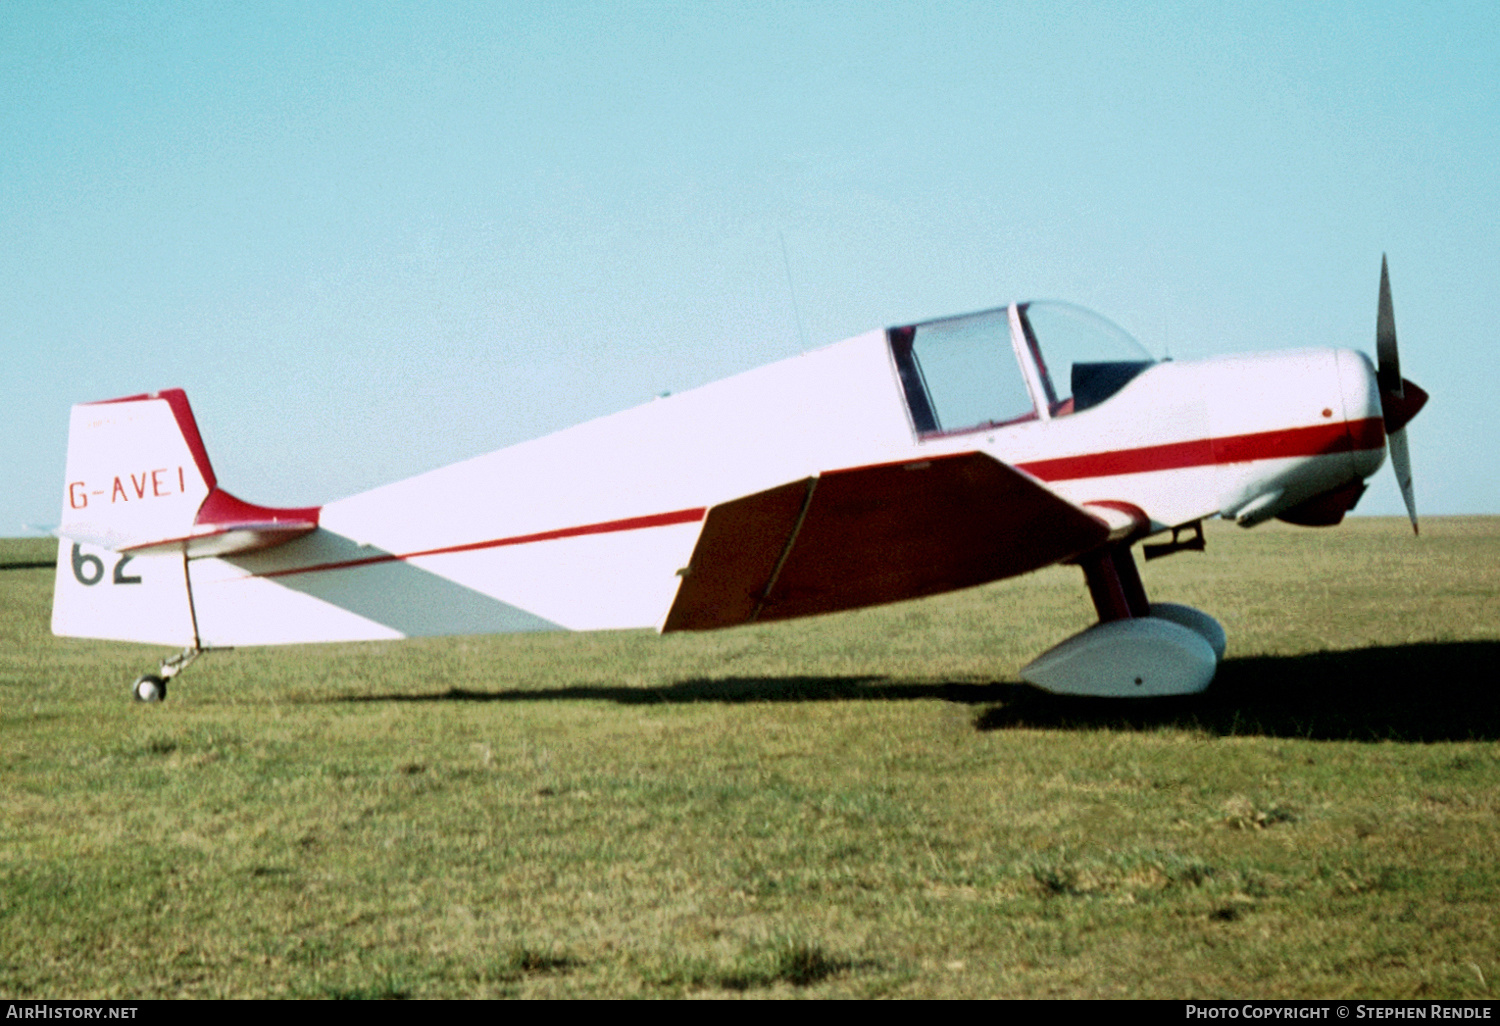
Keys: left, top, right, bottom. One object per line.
{"left": 888, "top": 302, "right": 1154, "bottom": 438}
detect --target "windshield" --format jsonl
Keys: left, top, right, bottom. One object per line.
{"left": 1016, "top": 302, "right": 1154, "bottom": 416}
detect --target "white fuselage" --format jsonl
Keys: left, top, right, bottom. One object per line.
{"left": 56, "top": 305, "right": 1391, "bottom": 648}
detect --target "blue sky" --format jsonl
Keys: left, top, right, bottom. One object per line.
{"left": 5, "top": 1, "right": 1497, "bottom": 532}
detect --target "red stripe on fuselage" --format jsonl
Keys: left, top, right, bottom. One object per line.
{"left": 1016, "top": 418, "right": 1385, "bottom": 482}
{"left": 257, "top": 507, "right": 707, "bottom": 579}
{"left": 249, "top": 419, "right": 1383, "bottom": 580}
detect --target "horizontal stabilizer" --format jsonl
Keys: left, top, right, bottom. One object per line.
{"left": 663, "top": 451, "right": 1109, "bottom": 631}
{"left": 122, "top": 488, "right": 319, "bottom": 558}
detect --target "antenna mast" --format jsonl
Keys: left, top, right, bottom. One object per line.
{"left": 780, "top": 231, "right": 809, "bottom": 349}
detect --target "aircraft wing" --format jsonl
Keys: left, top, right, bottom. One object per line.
{"left": 663, "top": 451, "right": 1111, "bottom": 631}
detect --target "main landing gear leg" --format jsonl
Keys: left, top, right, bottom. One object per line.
{"left": 1020, "top": 543, "right": 1225, "bottom": 697}
{"left": 132, "top": 647, "right": 202, "bottom": 704}
{"left": 1079, "top": 543, "right": 1151, "bottom": 622}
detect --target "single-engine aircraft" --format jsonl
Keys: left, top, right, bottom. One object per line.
{"left": 52, "top": 258, "right": 1427, "bottom": 702}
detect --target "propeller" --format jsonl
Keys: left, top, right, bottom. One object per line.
{"left": 1374, "top": 255, "right": 1429, "bottom": 534}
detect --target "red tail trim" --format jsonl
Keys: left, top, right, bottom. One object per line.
{"left": 195, "top": 489, "right": 320, "bottom": 531}
{"left": 88, "top": 389, "right": 218, "bottom": 491}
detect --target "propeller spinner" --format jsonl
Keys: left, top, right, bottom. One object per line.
{"left": 1375, "top": 255, "right": 1429, "bottom": 534}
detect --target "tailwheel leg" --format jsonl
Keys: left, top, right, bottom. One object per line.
{"left": 131, "top": 647, "right": 202, "bottom": 704}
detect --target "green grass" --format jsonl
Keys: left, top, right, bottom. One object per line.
{"left": 2, "top": 520, "right": 1498, "bottom": 998}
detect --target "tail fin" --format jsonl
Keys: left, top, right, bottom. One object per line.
{"left": 59, "top": 390, "right": 216, "bottom": 553}
{"left": 52, "top": 391, "right": 210, "bottom": 644}
{"left": 51, "top": 390, "right": 318, "bottom": 645}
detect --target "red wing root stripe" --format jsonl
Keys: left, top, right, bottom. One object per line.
{"left": 258, "top": 507, "right": 707, "bottom": 579}
{"left": 1017, "top": 418, "right": 1385, "bottom": 482}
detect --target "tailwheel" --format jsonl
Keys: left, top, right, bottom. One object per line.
{"left": 129, "top": 647, "right": 203, "bottom": 704}
{"left": 132, "top": 674, "right": 167, "bottom": 703}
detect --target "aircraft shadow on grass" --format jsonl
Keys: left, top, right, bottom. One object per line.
{"left": 335, "top": 639, "right": 1500, "bottom": 743}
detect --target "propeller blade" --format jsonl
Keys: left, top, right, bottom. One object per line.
{"left": 1375, "top": 256, "right": 1420, "bottom": 534}
{"left": 1376, "top": 254, "right": 1402, "bottom": 396}
{"left": 1387, "top": 426, "right": 1418, "bottom": 534}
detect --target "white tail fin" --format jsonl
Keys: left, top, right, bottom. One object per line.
{"left": 52, "top": 391, "right": 212, "bottom": 645}
{"left": 51, "top": 389, "right": 323, "bottom": 645}
{"left": 52, "top": 389, "right": 321, "bottom": 644}
{"left": 58, "top": 390, "right": 216, "bottom": 553}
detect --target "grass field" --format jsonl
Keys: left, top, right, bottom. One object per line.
{"left": 2, "top": 519, "right": 1498, "bottom": 999}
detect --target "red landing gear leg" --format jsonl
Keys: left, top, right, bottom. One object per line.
{"left": 1078, "top": 543, "right": 1151, "bottom": 623}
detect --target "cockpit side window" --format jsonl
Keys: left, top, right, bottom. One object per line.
{"left": 888, "top": 308, "right": 1036, "bottom": 438}
{"left": 1016, "top": 302, "right": 1155, "bottom": 416}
